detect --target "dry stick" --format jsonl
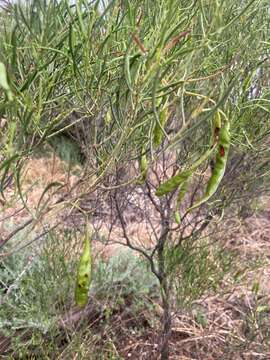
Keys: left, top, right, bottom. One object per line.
{"left": 174, "top": 213, "right": 213, "bottom": 250}
{"left": 156, "top": 221, "right": 172, "bottom": 360}
{"left": 113, "top": 192, "right": 160, "bottom": 281}
{"left": 0, "top": 205, "right": 25, "bottom": 222}
{"left": 145, "top": 157, "right": 174, "bottom": 357}
{"left": 143, "top": 209, "right": 160, "bottom": 246}
{"left": 131, "top": 33, "right": 147, "bottom": 54}
{"left": 139, "top": 186, "right": 160, "bottom": 248}
{"left": 58, "top": 297, "right": 103, "bottom": 329}
{"left": 145, "top": 180, "right": 162, "bottom": 214}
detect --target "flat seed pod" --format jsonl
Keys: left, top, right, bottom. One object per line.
{"left": 156, "top": 170, "right": 191, "bottom": 197}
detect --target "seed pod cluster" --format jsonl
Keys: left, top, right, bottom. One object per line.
{"left": 75, "top": 225, "right": 92, "bottom": 308}
{"left": 188, "top": 121, "right": 230, "bottom": 212}
{"left": 155, "top": 111, "right": 230, "bottom": 215}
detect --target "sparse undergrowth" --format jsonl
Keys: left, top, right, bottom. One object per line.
{"left": 0, "top": 201, "right": 269, "bottom": 359}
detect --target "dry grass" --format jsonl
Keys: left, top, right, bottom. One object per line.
{"left": 0, "top": 154, "right": 81, "bottom": 243}
{"left": 90, "top": 199, "right": 270, "bottom": 360}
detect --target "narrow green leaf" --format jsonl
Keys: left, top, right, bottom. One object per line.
{"left": 0, "top": 62, "right": 13, "bottom": 101}
{"left": 37, "top": 181, "right": 63, "bottom": 210}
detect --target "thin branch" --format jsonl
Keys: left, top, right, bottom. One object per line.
{"left": 113, "top": 192, "right": 160, "bottom": 281}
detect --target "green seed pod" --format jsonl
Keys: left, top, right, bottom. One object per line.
{"left": 213, "top": 111, "right": 222, "bottom": 144}
{"left": 174, "top": 180, "right": 189, "bottom": 224}
{"left": 188, "top": 122, "right": 231, "bottom": 212}
{"left": 156, "top": 170, "right": 191, "bottom": 197}
{"left": 140, "top": 147, "right": 148, "bottom": 181}
{"left": 75, "top": 226, "right": 92, "bottom": 308}
{"left": 153, "top": 106, "right": 168, "bottom": 147}
{"left": 175, "top": 211, "right": 181, "bottom": 224}
{"left": 176, "top": 179, "right": 189, "bottom": 205}
{"left": 156, "top": 146, "right": 215, "bottom": 197}
{"left": 218, "top": 121, "right": 230, "bottom": 148}
{"left": 213, "top": 111, "right": 222, "bottom": 129}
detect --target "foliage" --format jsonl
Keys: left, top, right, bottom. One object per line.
{"left": 0, "top": 230, "right": 75, "bottom": 335}
{"left": 0, "top": 0, "right": 268, "bottom": 209}
{"left": 0, "top": 0, "right": 270, "bottom": 358}
{"left": 0, "top": 228, "right": 157, "bottom": 358}
{"left": 166, "top": 239, "right": 234, "bottom": 306}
